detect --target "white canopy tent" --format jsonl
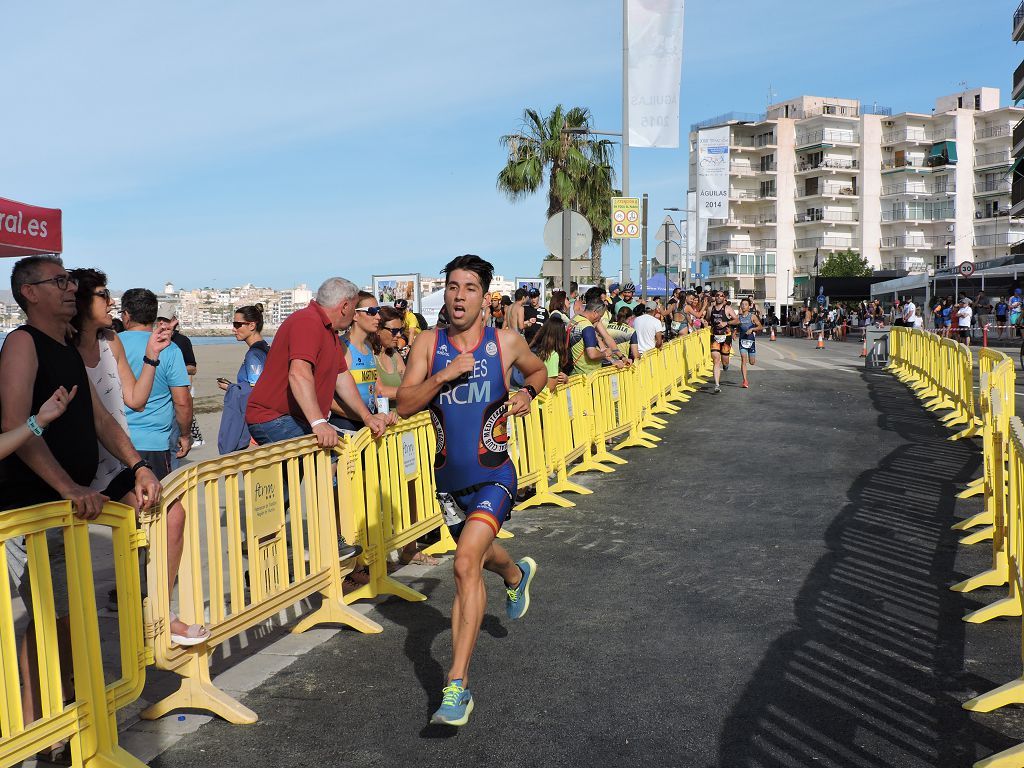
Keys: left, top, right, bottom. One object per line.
{"left": 419, "top": 287, "right": 445, "bottom": 328}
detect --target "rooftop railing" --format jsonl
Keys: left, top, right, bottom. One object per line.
{"left": 690, "top": 112, "right": 766, "bottom": 131}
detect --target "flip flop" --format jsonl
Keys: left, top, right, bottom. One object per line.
{"left": 400, "top": 551, "right": 440, "bottom": 566}
{"left": 169, "top": 613, "right": 211, "bottom": 647}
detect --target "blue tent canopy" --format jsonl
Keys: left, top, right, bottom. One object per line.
{"left": 645, "top": 272, "right": 679, "bottom": 294}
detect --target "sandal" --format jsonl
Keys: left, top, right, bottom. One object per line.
{"left": 169, "top": 613, "right": 211, "bottom": 647}
{"left": 36, "top": 744, "right": 73, "bottom": 766}
{"left": 399, "top": 551, "right": 440, "bottom": 567}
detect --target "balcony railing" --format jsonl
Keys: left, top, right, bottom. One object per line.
{"left": 880, "top": 181, "right": 955, "bottom": 196}
{"left": 795, "top": 128, "right": 859, "bottom": 146}
{"left": 976, "top": 124, "right": 1012, "bottom": 140}
{"left": 797, "top": 158, "right": 859, "bottom": 172}
{"left": 755, "top": 134, "right": 776, "bottom": 147}
{"left": 794, "top": 237, "right": 855, "bottom": 249}
{"left": 881, "top": 208, "right": 955, "bottom": 222}
{"left": 975, "top": 180, "right": 1012, "bottom": 194}
{"left": 1014, "top": 119, "right": 1024, "bottom": 152}
{"left": 730, "top": 189, "right": 760, "bottom": 200}
{"left": 1015, "top": 0, "right": 1024, "bottom": 37}
{"left": 690, "top": 112, "right": 766, "bottom": 131}
{"left": 709, "top": 264, "right": 774, "bottom": 277}
{"left": 730, "top": 163, "right": 757, "bottom": 175}
{"left": 880, "top": 236, "right": 938, "bottom": 249}
{"left": 882, "top": 127, "right": 947, "bottom": 145}
{"left": 796, "top": 182, "right": 856, "bottom": 197}
{"left": 794, "top": 211, "right": 859, "bottom": 223}
{"left": 705, "top": 238, "right": 777, "bottom": 253}
{"left": 974, "top": 232, "right": 1024, "bottom": 246}
{"left": 1016, "top": 60, "right": 1024, "bottom": 101}
{"left": 1014, "top": 175, "right": 1024, "bottom": 208}
{"left": 879, "top": 259, "right": 930, "bottom": 273}
{"left": 976, "top": 150, "right": 1013, "bottom": 167}
{"left": 710, "top": 214, "right": 777, "bottom": 226}
{"left": 758, "top": 162, "right": 778, "bottom": 173}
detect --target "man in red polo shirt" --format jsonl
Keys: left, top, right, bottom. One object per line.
{"left": 247, "top": 277, "right": 391, "bottom": 447}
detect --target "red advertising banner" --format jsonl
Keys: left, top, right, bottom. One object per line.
{"left": 0, "top": 197, "right": 62, "bottom": 257}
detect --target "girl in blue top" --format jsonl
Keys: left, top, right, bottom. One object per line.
{"left": 332, "top": 291, "right": 381, "bottom": 432}
{"left": 736, "top": 298, "right": 763, "bottom": 389}
{"left": 218, "top": 304, "right": 269, "bottom": 393}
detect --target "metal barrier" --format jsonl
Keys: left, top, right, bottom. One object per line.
{"left": 0, "top": 501, "right": 148, "bottom": 767}
{"left": 341, "top": 413, "right": 456, "bottom": 605}
{"left": 141, "top": 435, "right": 382, "bottom": 725}
{"left": 507, "top": 390, "right": 574, "bottom": 510}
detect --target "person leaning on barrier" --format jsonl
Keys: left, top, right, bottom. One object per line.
{"left": 245, "top": 276, "right": 392, "bottom": 450}
{"left": 0, "top": 255, "right": 162, "bottom": 744}
{"left": 570, "top": 297, "right": 626, "bottom": 376}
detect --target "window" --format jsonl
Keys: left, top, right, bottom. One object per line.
{"left": 760, "top": 154, "right": 775, "bottom": 171}
{"left": 760, "top": 180, "right": 776, "bottom": 197}
{"left": 975, "top": 94, "right": 982, "bottom": 110}
{"left": 958, "top": 96, "right": 964, "bottom": 108}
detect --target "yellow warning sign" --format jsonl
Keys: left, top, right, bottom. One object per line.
{"left": 611, "top": 197, "right": 640, "bottom": 239}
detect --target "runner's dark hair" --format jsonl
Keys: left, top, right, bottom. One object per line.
{"left": 443, "top": 254, "right": 493, "bottom": 293}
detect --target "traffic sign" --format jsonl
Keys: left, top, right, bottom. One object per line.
{"left": 543, "top": 211, "right": 592, "bottom": 260}
{"left": 817, "top": 294, "right": 827, "bottom": 306}
{"left": 958, "top": 261, "right": 975, "bottom": 277}
{"left": 655, "top": 241, "right": 681, "bottom": 263}
{"left": 611, "top": 197, "right": 641, "bottom": 239}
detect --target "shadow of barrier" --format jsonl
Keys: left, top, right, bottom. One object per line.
{"left": 1, "top": 328, "right": 715, "bottom": 749}
{"left": 0, "top": 501, "right": 148, "bottom": 767}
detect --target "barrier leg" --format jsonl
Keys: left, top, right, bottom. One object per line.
{"left": 959, "top": 525, "right": 994, "bottom": 546}
{"left": 141, "top": 650, "right": 258, "bottom": 724}
{"left": 952, "top": 509, "right": 993, "bottom": 531}
{"left": 293, "top": 587, "right": 384, "bottom": 634}
{"left": 963, "top": 594, "right": 1023, "bottom": 624}
{"left": 497, "top": 529, "right": 515, "bottom": 539}
{"left": 957, "top": 478, "right": 985, "bottom": 499}
{"left": 950, "top": 560, "right": 1008, "bottom": 593}
{"left": 963, "top": 678, "right": 1024, "bottom": 712}
{"left": 975, "top": 740, "right": 1024, "bottom": 768}
{"left": 950, "top": 420, "right": 982, "bottom": 441}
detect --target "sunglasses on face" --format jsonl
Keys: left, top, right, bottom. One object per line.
{"left": 94, "top": 288, "right": 111, "bottom": 301}
{"left": 382, "top": 326, "right": 403, "bottom": 335}
{"left": 355, "top": 306, "right": 380, "bottom": 316}
{"left": 29, "top": 274, "right": 78, "bottom": 291}
{"left": 232, "top": 321, "right": 253, "bottom": 328}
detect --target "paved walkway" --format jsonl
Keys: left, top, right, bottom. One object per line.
{"left": 134, "top": 338, "right": 1024, "bottom": 767}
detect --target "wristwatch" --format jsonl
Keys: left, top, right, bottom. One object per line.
{"left": 523, "top": 385, "right": 538, "bottom": 400}
{"left": 130, "top": 459, "right": 153, "bottom": 475}
{"left": 143, "top": 356, "right": 160, "bottom": 367}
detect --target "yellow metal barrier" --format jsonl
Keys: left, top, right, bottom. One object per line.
{"left": 507, "top": 390, "right": 574, "bottom": 510}
{"left": 960, "top": 348, "right": 1014, "bottom": 502}
{"left": 0, "top": 501, "right": 147, "bottom": 768}
{"left": 141, "top": 435, "right": 381, "bottom": 725}
{"left": 341, "top": 413, "right": 456, "bottom": 604}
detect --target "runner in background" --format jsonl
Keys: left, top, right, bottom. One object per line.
{"left": 736, "top": 298, "right": 763, "bottom": 390}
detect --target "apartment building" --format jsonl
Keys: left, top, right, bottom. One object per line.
{"left": 1011, "top": 2, "right": 1024, "bottom": 221}
{"left": 687, "top": 89, "right": 1024, "bottom": 311}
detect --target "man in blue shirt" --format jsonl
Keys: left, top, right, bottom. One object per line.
{"left": 119, "top": 289, "right": 193, "bottom": 479}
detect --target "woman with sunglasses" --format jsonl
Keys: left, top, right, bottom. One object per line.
{"left": 331, "top": 291, "right": 384, "bottom": 432}
{"left": 69, "top": 268, "right": 210, "bottom": 647}
{"left": 218, "top": 304, "right": 269, "bottom": 393}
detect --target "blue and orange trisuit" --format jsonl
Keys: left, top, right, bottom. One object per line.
{"left": 429, "top": 325, "right": 516, "bottom": 538}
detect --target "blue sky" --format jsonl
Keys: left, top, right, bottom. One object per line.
{"left": 1, "top": 1, "right": 1019, "bottom": 291}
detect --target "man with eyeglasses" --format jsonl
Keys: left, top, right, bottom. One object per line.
{"left": 705, "top": 289, "right": 739, "bottom": 393}
{"left": 247, "top": 277, "right": 391, "bottom": 448}
{"left": 0, "top": 255, "right": 162, "bottom": 733}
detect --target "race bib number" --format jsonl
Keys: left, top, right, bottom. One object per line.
{"left": 714, "top": 334, "right": 728, "bottom": 344}
{"left": 740, "top": 339, "right": 754, "bottom": 350}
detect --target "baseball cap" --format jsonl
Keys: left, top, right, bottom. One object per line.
{"left": 491, "top": 291, "right": 502, "bottom": 300}
{"left": 527, "top": 288, "right": 541, "bottom": 297}
{"left": 394, "top": 298, "right": 408, "bottom": 309}
{"left": 609, "top": 283, "right": 620, "bottom": 292}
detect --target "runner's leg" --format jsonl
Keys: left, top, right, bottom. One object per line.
{"left": 448, "top": 519, "right": 498, "bottom": 684}
{"left": 712, "top": 350, "right": 722, "bottom": 388}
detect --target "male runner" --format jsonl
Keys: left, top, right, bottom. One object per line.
{"left": 705, "top": 289, "right": 738, "bottom": 393}
{"left": 398, "top": 254, "right": 548, "bottom": 726}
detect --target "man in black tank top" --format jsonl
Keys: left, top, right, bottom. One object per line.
{"left": 0, "top": 255, "right": 161, "bottom": 729}
{"left": 704, "top": 290, "right": 738, "bottom": 393}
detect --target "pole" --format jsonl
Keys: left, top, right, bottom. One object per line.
{"left": 664, "top": 219, "right": 670, "bottom": 303}
{"left": 561, "top": 206, "right": 571, "bottom": 293}
{"left": 640, "top": 193, "right": 649, "bottom": 301}
{"left": 621, "top": 0, "right": 631, "bottom": 283}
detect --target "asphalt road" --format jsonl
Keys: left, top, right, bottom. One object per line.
{"left": 150, "top": 337, "right": 1024, "bottom": 768}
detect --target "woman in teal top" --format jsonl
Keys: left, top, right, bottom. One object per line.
{"left": 736, "top": 298, "right": 763, "bottom": 390}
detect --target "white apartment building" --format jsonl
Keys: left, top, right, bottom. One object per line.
{"left": 687, "top": 88, "right": 1024, "bottom": 311}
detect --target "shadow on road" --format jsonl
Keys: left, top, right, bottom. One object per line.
{"left": 718, "top": 371, "right": 1015, "bottom": 767}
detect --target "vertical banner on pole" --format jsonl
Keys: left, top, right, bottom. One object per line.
{"left": 697, "top": 126, "right": 730, "bottom": 220}
{"left": 627, "top": 0, "right": 685, "bottom": 149}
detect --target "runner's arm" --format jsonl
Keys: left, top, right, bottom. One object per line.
{"left": 396, "top": 330, "right": 471, "bottom": 418}
{"left": 500, "top": 330, "right": 547, "bottom": 416}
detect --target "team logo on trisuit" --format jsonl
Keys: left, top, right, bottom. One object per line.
{"left": 481, "top": 405, "right": 509, "bottom": 454}
{"left": 485, "top": 341, "right": 498, "bottom": 356}
{"left": 429, "top": 409, "right": 445, "bottom": 455}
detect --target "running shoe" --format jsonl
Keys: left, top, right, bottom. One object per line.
{"left": 741, "top": 381, "right": 749, "bottom": 389}
{"left": 431, "top": 680, "right": 474, "bottom": 726}
{"left": 506, "top": 557, "right": 537, "bottom": 620}
{"left": 712, "top": 385, "right": 721, "bottom": 394}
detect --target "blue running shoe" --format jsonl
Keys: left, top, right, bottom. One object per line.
{"left": 506, "top": 557, "right": 536, "bottom": 620}
{"left": 431, "top": 679, "right": 474, "bottom": 726}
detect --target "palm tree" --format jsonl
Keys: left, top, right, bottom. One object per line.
{"left": 498, "top": 105, "right": 617, "bottom": 280}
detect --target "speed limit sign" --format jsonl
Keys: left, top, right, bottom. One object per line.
{"left": 958, "top": 261, "right": 974, "bottom": 277}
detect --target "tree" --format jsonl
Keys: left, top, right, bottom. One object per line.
{"left": 497, "top": 105, "right": 617, "bottom": 282}
{"left": 819, "top": 249, "right": 872, "bottom": 278}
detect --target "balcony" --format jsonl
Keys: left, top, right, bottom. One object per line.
{"left": 975, "top": 150, "right": 1013, "bottom": 169}
{"left": 729, "top": 189, "right": 760, "bottom": 201}
{"left": 730, "top": 163, "right": 758, "bottom": 176}
{"left": 879, "top": 259, "right": 930, "bottom": 273}
{"left": 882, "top": 128, "right": 947, "bottom": 145}
{"left": 1014, "top": 175, "right": 1024, "bottom": 212}
{"left": 705, "top": 238, "right": 777, "bottom": 253}
{"left": 976, "top": 124, "right": 1012, "bottom": 141}
{"left": 1016, "top": 59, "right": 1024, "bottom": 102}
{"left": 796, "top": 158, "right": 858, "bottom": 174}
{"left": 795, "top": 128, "right": 859, "bottom": 148}
{"left": 974, "top": 232, "right": 1024, "bottom": 246}
{"left": 755, "top": 134, "right": 777, "bottom": 148}
{"left": 794, "top": 210, "right": 859, "bottom": 224}
{"left": 709, "top": 214, "right": 777, "bottom": 227}
{"left": 796, "top": 181, "right": 856, "bottom": 198}
{"left": 880, "top": 236, "right": 939, "bottom": 249}
{"left": 1014, "top": 119, "right": 1024, "bottom": 156}
{"left": 708, "top": 263, "right": 775, "bottom": 277}
{"left": 794, "top": 237, "right": 856, "bottom": 250}
{"left": 757, "top": 162, "right": 778, "bottom": 174}
{"left": 1016, "top": 0, "right": 1024, "bottom": 40}
{"left": 975, "top": 180, "right": 1012, "bottom": 196}
{"left": 880, "top": 181, "right": 955, "bottom": 196}
{"left": 881, "top": 208, "right": 954, "bottom": 222}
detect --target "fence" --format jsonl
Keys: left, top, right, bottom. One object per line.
{"left": 889, "top": 328, "right": 1024, "bottom": 767}
{"left": 0, "top": 328, "right": 712, "bottom": 758}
